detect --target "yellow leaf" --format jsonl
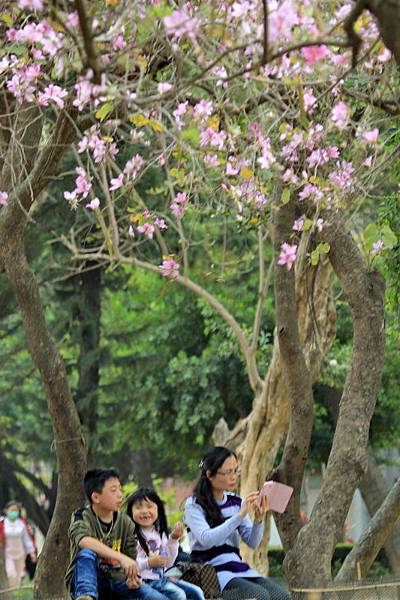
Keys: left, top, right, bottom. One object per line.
{"left": 129, "top": 214, "right": 140, "bottom": 223}
{"left": 102, "top": 135, "right": 114, "bottom": 142}
{"left": 150, "top": 120, "right": 164, "bottom": 133}
{"left": 130, "top": 114, "right": 150, "bottom": 127}
{"left": 106, "top": 0, "right": 119, "bottom": 5}
{"left": 207, "top": 115, "right": 220, "bottom": 131}
{"left": 239, "top": 167, "right": 254, "bottom": 179}
{"left": 250, "top": 217, "right": 259, "bottom": 225}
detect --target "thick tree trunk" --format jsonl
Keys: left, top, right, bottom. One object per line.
{"left": 76, "top": 265, "right": 102, "bottom": 468}
{"left": 320, "top": 385, "right": 400, "bottom": 574}
{"left": 3, "top": 241, "right": 86, "bottom": 599}
{"left": 215, "top": 225, "right": 335, "bottom": 573}
{"left": 284, "top": 216, "right": 385, "bottom": 595}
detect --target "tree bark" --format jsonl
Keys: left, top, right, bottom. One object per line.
{"left": 284, "top": 215, "right": 385, "bottom": 593}
{"left": 320, "top": 385, "right": 400, "bottom": 575}
{"left": 76, "top": 264, "right": 102, "bottom": 468}
{"left": 336, "top": 477, "right": 400, "bottom": 580}
{"left": 3, "top": 240, "right": 86, "bottom": 599}
{"left": 214, "top": 218, "right": 335, "bottom": 572}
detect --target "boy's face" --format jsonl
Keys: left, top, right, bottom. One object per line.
{"left": 92, "top": 476, "right": 123, "bottom": 512}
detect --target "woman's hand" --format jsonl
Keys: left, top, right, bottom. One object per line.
{"left": 254, "top": 493, "right": 269, "bottom": 523}
{"left": 170, "top": 521, "right": 184, "bottom": 540}
{"left": 238, "top": 491, "right": 260, "bottom": 519}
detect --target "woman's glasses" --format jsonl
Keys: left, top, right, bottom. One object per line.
{"left": 216, "top": 467, "right": 240, "bottom": 477}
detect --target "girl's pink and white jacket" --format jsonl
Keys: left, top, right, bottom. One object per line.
{"left": 136, "top": 526, "right": 179, "bottom": 580}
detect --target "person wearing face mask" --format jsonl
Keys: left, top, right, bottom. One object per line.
{"left": 0, "top": 501, "right": 37, "bottom": 588}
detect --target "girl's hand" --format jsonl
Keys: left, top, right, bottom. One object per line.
{"left": 238, "top": 491, "right": 260, "bottom": 519}
{"left": 148, "top": 553, "right": 168, "bottom": 568}
{"left": 254, "top": 494, "right": 269, "bottom": 523}
{"left": 30, "top": 551, "right": 37, "bottom": 563}
{"left": 170, "top": 521, "right": 184, "bottom": 540}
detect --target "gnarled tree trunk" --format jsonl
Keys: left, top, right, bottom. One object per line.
{"left": 282, "top": 214, "right": 385, "bottom": 596}
{"left": 214, "top": 225, "right": 335, "bottom": 572}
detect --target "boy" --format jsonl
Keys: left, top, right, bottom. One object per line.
{"left": 65, "top": 468, "right": 167, "bottom": 600}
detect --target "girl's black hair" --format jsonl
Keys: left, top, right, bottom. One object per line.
{"left": 193, "top": 446, "right": 237, "bottom": 527}
{"left": 126, "top": 488, "right": 169, "bottom": 556}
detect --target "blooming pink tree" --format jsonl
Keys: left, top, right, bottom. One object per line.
{"left": 0, "top": 0, "right": 399, "bottom": 596}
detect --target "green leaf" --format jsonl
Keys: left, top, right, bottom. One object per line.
{"left": 281, "top": 188, "right": 291, "bottom": 204}
{"left": 310, "top": 249, "right": 320, "bottom": 265}
{"left": 181, "top": 127, "right": 200, "bottom": 147}
{"left": 363, "top": 223, "right": 380, "bottom": 246}
{"left": 317, "top": 242, "right": 330, "bottom": 254}
{"left": 95, "top": 102, "right": 114, "bottom": 122}
{"left": 150, "top": 5, "right": 173, "bottom": 18}
{"left": 381, "top": 225, "right": 397, "bottom": 248}
{"left": 303, "top": 219, "right": 313, "bottom": 231}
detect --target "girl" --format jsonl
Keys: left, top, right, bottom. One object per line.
{"left": 127, "top": 488, "right": 205, "bottom": 600}
{"left": 184, "top": 446, "right": 291, "bottom": 600}
{"left": 0, "top": 501, "right": 37, "bottom": 588}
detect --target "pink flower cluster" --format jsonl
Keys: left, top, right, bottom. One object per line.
{"left": 0, "top": 191, "right": 9, "bottom": 206}
{"left": 78, "top": 127, "right": 119, "bottom": 164}
{"left": 160, "top": 258, "right": 180, "bottom": 279}
{"left": 278, "top": 243, "right": 297, "bottom": 270}
{"left": 163, "top": 9, "right": 200, "bottom": 41}
{"left": 64, "top": 167, "right": 92, "bottom": 208}
{"left": 170, "top": 192, "right": 189, "bottom": 219}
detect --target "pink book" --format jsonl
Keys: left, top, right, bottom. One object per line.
{"left": 259, "top": 481, "right": 293, "bottom": 513}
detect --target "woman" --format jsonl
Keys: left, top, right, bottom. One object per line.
{"left": 184, "top": 447, "right": 291, "bottom": 600}
{"left": 0, "top": 501, "right": 37, "bottom": 588}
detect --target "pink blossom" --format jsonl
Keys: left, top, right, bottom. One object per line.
{"left": 124, "top": 154, "right": 144, "bottom": 178}
{"left": 109, "top": 173, "right": 124, "bottom": 191}
{"left": 173, "top": 101, "right": 189, "bottom": 119}
{"left": 163, "top": 9, "right": 200, "bottom": 41}
{"left": 363, "top": 156, "right": 373, "bottom": 167}
{"left": 298, "top": 183, "right": 323, "bottom": 202}
{"left": 226, "top": 160, "right": 240, "bottom": 176}
{"left": 75, "top": 168, "right": 92, "bottom": 198}
{"left": 278, "top": 243, "right": 297, "bottom": 270}
{"left": 157, "top": 82, "right": 173, "bottom": 94}
{"left": 269, "top": 1, "right": 299, "bottom": 42}
{"left": 329, "top": 161, "right": 354, "bottom": 191}
{"left": 160, "top": 258, "right": 180, "bottom": 279}
{"left": 0, "top": 191, "right": 9, "bottom": 206}
{"left": 303, "top": 88, "right": 317, "bottom": 113}
{"left": 371, "top": 240, "right": 384, "bottom": 256}
{"left": 293, "top": 218, "right": 304, "bottom": 231}
{"left": 193, "top": 100, "right": 214, "bottom": 120}
{"left": 170, "top": 192, "right": 188, "bottom": 219}
{"left": 137, "top": 222, "right": 155, "bottom": 239}
{"left": 361, "top": 128, "right": 379, "bottom": 144}
{"left": 154, "top": 218, "right": 167, "bottom": 229}
{"left": 38, "top": 85, "right": 68, "bottom": 109}
{"left": 86, "top": 197, "right": 100, "bottom": 210}
{"left": 377, "top": 47, "right": 392, "bottom": 62}
{"left": 203, "top": 154, "right": 219, "bottom": 168}
{"left": 112, "top": 34, "right": 126, "bottom": 51}
{"left": 330, "top": 101, "right": 349, "bottom": 129}
{"left": 18, "top": 0, "right": 43, "bottom": 10}
{"left": 301, "top": 45, "right": 329, "bottom": 65}
{"left": 66, "top": 11, "right": 79, "bottom": 28}
{"left": 200, "top": 128, "right": 226, "bottom": 149}
{"left": 128, "top": 225, "right": 135, "bottom": 238}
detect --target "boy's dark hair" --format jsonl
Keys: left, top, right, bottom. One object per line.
{"left": 84, "top": 468, "right": 120, "bottom": 504}
{"left": 126, "top": 488, "right": 169, "bottom": 555}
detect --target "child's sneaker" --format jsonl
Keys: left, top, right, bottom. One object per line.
{"left": 76, "top": 596, "right": 94, "bottom": 600}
